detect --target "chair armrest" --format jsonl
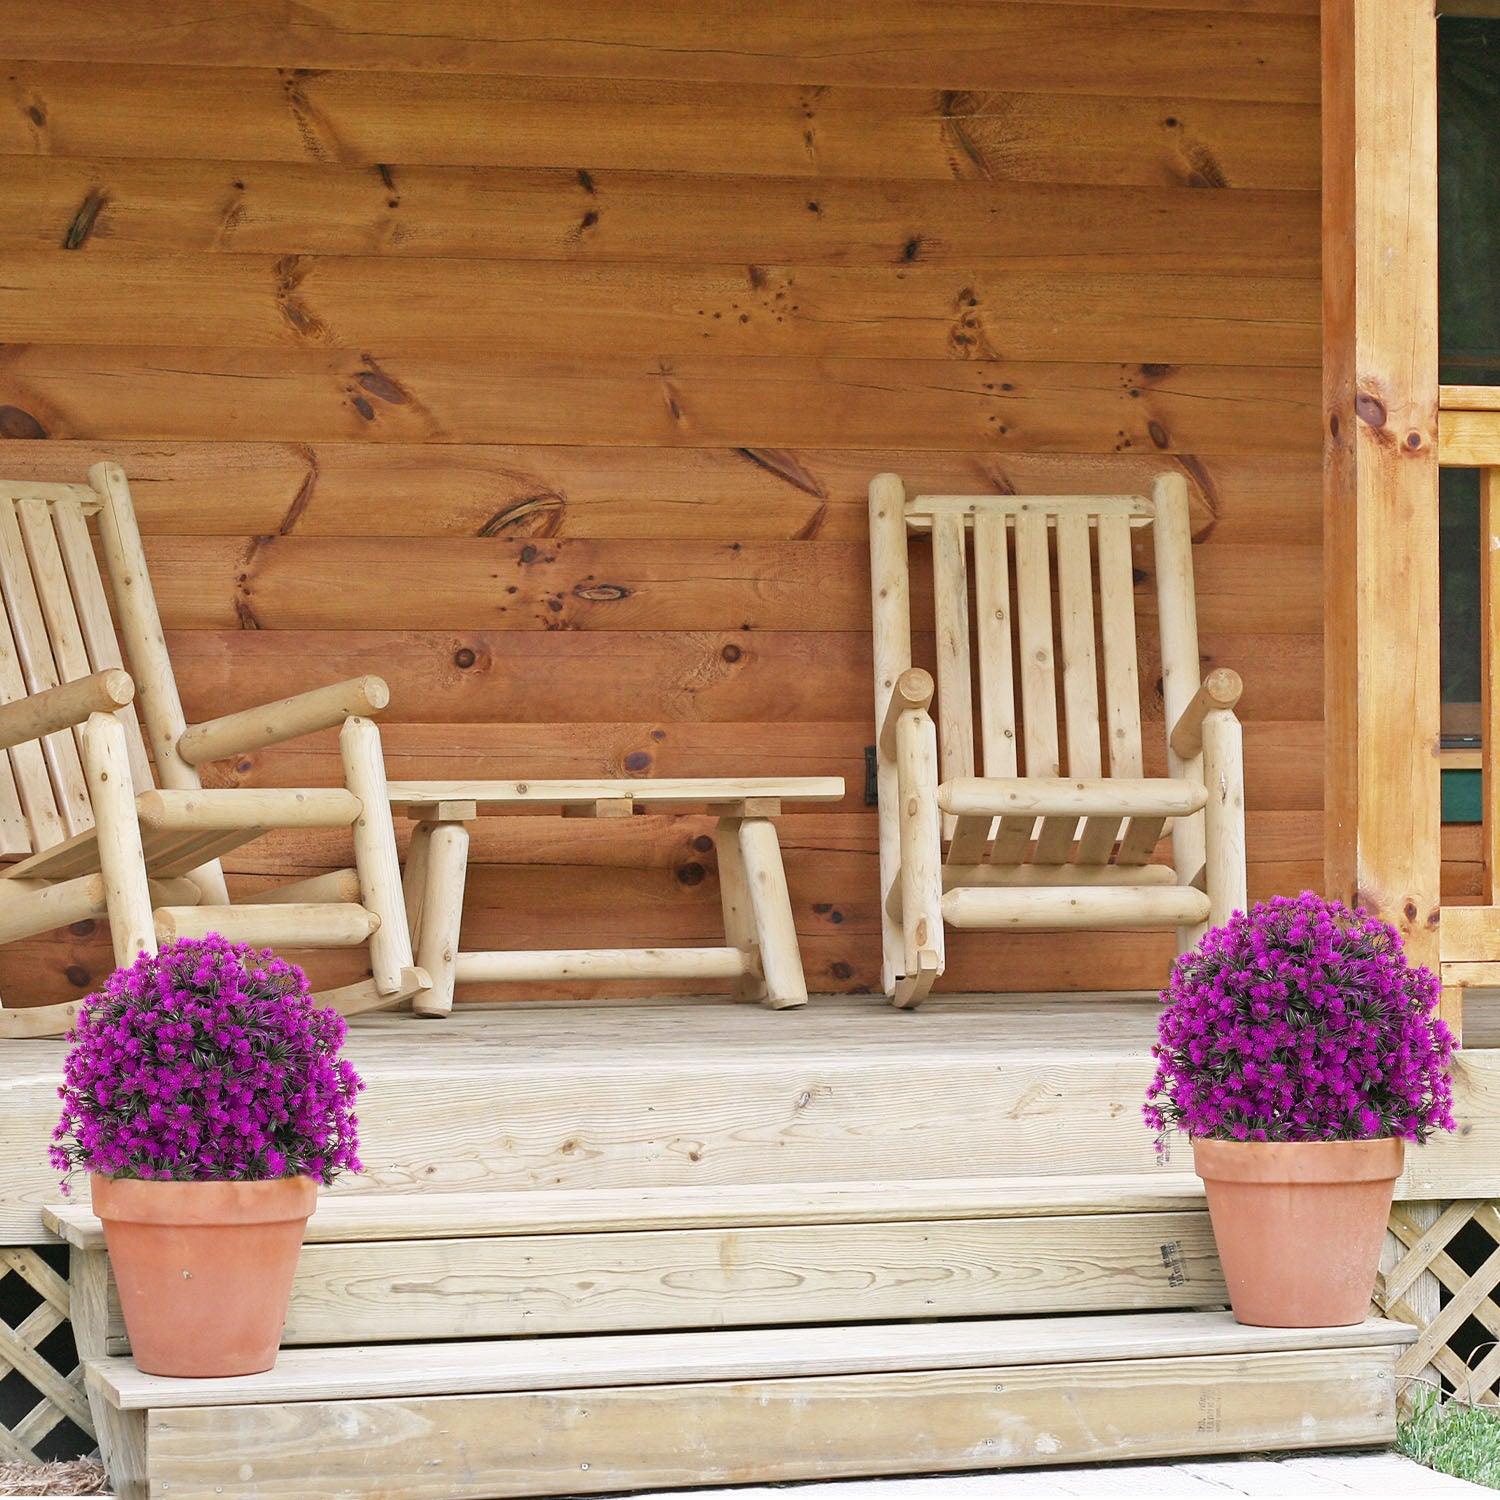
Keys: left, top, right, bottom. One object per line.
{"left": 0, "top": 669, "right": 134, "bottom": 752}
{"left": 177, "top": 676, "right": 389, "bottom": 765}
{"left": 1169, "top": 668, "right": 1243, "bottom": 760}
{"left": 879, "top": 667, "right": 935, "bottom": 758}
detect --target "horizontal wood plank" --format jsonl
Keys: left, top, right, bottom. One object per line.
{"left": 94, "top": 1312, "right": 1411, "bottom": 1409}
{"left": 47, "top": 1176, "right": 1209, "bottom": 1249}
{"left": 131, "top": 1350, "right": 1400, "bottom": 1497}
{"left": 135, "top": 537, "right": 1322, "bottom": 633}
{"left": 0, "top": 349, "right": 1322, "bottom": 450}
{"left": 0, "top": 158, "right": 1319, "bottom": 275}
{"left": 0, "top": 253, "right": 1319, "bottom": 366}
{"left": 0, "top": 444, "right": 1316, "bottom": 545}
{"left": 158, "top": 629, "right": 1323, "bottom": 725}
{"left": 90, "top": 1211, "right": 1224, "bottom": 1347}
{"left": 6, "top": 1001, "right": 1496, "bottom": 1240}
{"left": 0, "top": 63, "right": 1319, "bottom": 190}
{"left": 0, "top": 4, "right": 1319, "bottom": 98}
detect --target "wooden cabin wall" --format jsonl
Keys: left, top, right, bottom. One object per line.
{"left": 0, "top": 0, "right": 1325, "bottom": 1003}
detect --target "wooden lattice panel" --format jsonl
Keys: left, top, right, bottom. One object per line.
{"left": 1376, "top": 1200, "right": 1500, "bottom": 1405}
{"left": 0, "top": 1247, "right": 92, "bottom": 1463}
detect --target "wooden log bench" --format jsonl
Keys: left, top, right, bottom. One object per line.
{"left": 384, "top": 777, "right": 845, "bottom": 1015}
{"left": 46, "top": 1186, "right": 1414, "bottom": 1499}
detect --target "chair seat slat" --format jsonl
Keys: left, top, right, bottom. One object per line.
{"left": 1076, "top": 815, "right": 1122, "bottom": 865}
{"left": 1034, "top": 815, "right": 1077, "bottom": 864}
{"left": 0, "top": 754, "right": 30, "bottom": 856}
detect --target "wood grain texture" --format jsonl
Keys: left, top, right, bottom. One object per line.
{"left": 0, "top": 348, "right": 1321, "bottom": 450}
{"left": 0, "top": 0, "right": 1329, "bottom": 1006}
{"left": 7, "top": 1000, "right": 1500, "bottom": 1240}
{"left": 131, "top": 1348, "right": 1399, "bottom": 1498}
{"left": 1320, "top": 0, "right": 1441, "bottom": 964}
{"left": 93, "top": 1211, "right": 1224, "bottom": 1347}
{"left": 128, "top": 536, "right": 1320, "bottom": 633}
{"left": 0, "top": 253, "right": 1320, "bottom": 366}
{"left": 92, "top": 1310, "right": 1412, "bottom": 1409}
{"left": 0, "top": 63, "right": 1319, "bottom": 189}
{"left": 47, "top": 1176, "right": 1212, "bottom": 1249}
{"left": 0, "top": 3, "right": 1319, "bottom": 97}
{"left": 0, "top": 445, "right": 1309, "bottom": 543}
{"left": 0, "top": 159, "right": 1320, "bottom": 273}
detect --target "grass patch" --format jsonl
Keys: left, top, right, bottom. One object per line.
{"left": 1399, "top": 1387, "right": 1500, "bottom": 1489}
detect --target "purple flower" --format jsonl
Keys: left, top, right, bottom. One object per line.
{"left": 1144, "top": 893, "right": 1456, "bottom": 1150}
{"left": 50, "top": 936, "right": 365, "bottom": 1192}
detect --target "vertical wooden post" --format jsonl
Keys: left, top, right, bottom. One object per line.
{"left": 714, "top": 815, "right": 767, "bottom": 1003}
{"left": 868, "top": 473, "right": 913, "bottom": 996}
{"left": 1153, "top": 473, "right": 1208, "bottom": 951}
{"left": 736, "top": 818, "right": 807, "bottom": 1009}
{"left": 88, "top": 461, "right": 231, "bottom": 907}
{"left": 82, "top": 712, "right": 154, "bottom": 967}
{"left": 340, "top": 716, "right": 414, "bottom": 995}
{"left": 412, "top": 820, "right": 468, "bottom": 1018}
{"left": 894, "top": 707, "right": 943, "bottom": 1008}
{"left": 1202, "top": 708, "right": 1247, "bottom": 928}
{"left": 1322, "top": 1, "right": 1442, "bottom": 979}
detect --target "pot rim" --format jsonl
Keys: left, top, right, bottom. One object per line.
{"left": 1191, "top": 1135, "right": 1404, "bottom": 1185}
{"left": 90, "top": 1172, "right": 318, "bottom": 1226}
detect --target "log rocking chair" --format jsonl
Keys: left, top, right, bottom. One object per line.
{"left": 0, "top": 464, "right": 425, "bottom": 1038}
{"left": 869, "top": 471, "right": 1248, "bottom": 1007}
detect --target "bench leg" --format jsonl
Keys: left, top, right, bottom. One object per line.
{"left": 714, "top": 816, "right": 766, "bottom": 1003}
{"left": 737, "top": 817, "right": 808, "bottom": 1009}
{"left": 403, "top": 820, "right": 434, "bottom": 952}
{"left": 412, "top": 821, "right": 469, "bottom": 1018}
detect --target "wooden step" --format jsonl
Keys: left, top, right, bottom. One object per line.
{"left": 47, "top": 1176, "right": 1207, "bottom": 1247}
{"left": 88, "top": 1313, "right": 1416, "bottom": 1500}
{"left": 50, "top": 1179, "right": 1221, "bottom": 1347}
{"left": 9, "top": 998, "right": 1496, "bottom": 1241}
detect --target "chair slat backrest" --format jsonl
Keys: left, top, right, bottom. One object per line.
{"left": 0, "top": 481, "right": 157, "bottom": 856}
{"left": 903, "top": 489, "right": 1168, "bottom": 792}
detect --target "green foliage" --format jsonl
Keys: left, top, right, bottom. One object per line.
{"left": 1398, "top": 1387, "right": 1500, "bottom": 1490}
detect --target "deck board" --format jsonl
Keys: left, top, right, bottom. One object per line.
{"left": 91, "top": 1312, "right": 1413, "bottom": 1409}
{"left": 7, "top": 995, "right": 1500, "bottom": 1242}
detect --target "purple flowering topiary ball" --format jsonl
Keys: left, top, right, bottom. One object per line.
{"left": 1144, "top": 891, "right": 1456, "bottom": 1147}
{"left": 50, "top": 935, "right": 365, "bottom": 1189}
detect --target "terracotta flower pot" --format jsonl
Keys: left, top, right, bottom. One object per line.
{"left": 91, "top": 1174, "right": 317, "bottom": 1377}
{"left": 1192, "top": 1137, "right": 1402, "bottom": 1328}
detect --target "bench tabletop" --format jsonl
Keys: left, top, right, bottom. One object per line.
{"left": 385, "top": 777, "right": 845, "bottom": 811}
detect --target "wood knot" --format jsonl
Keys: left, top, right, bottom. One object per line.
{"left": 1354, "top": 391, "right": 1387, "bottom": 429}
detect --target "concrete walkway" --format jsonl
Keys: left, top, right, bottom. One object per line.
{"left": 628, "top": 1453, "right": 1490, "bottom": 1497}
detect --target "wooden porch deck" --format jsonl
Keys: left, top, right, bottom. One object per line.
{"left": 8, "top": 996, "right": 1498, "bottom": 1496}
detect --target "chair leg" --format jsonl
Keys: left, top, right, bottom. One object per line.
{"left": 713, "top": 815, "right": 767, "bottom": 1003}
{"left": 736, "top": 817, "right": 807, "bottom": 1009}
{"left": 893, "top": 709, "right": 943, "bottom": 1008}
{"left": 81, "top": 712, "right": 155, "bottom": 968}
{"left": 340, "top": 716, "right": 415, "bottom": 995}
{"left": 1201, "top": 707, "right": 1247, "bottom": 932}
{"left": 412, "top": 821, "right": 468, "bottom": 1018}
